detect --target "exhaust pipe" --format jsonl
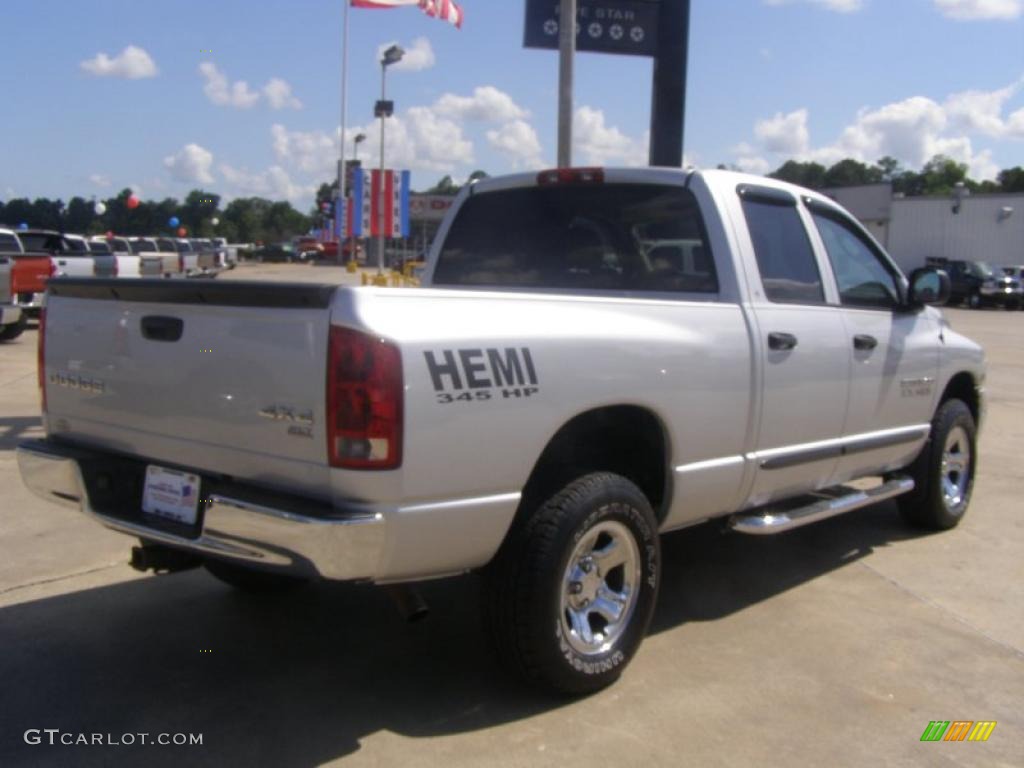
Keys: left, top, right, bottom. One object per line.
{"left": 385, "top": 584, "right": 430, "bottom": 623}
{"left": 130, "top": 544, "right": 201, "bottom": 574}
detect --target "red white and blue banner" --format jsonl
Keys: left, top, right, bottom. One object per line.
{"left": 351, "top": 0, "right": 463, "bottom": 28}
{"left": 349, "top": 169, "right": 411, "bottom": 238}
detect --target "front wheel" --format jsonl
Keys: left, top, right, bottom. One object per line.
{"left": 483, "top": 472, "right": 660, "bottom": 695}
{"left": 897, "top": 399, "right": 977, "bottom": 530}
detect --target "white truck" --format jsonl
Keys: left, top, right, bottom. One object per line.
{"left": 0, "top": 254, "right": 26, "bottom": 341}
{"left": 18, "top": 168, "right": 984, "bottom": 694}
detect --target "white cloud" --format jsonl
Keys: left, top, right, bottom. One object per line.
{"left": 486, "top": 120, "right": 544, "bottom": 169}
{"left": 163, "top": 143, "right": 215, "bottom": 184}
{"left": 80, "top": 45, "right": 158, "bottom": 79}
{"left": 736, "top": 81, "right": 1022, "bottom": 182}
{"left": 573, "top": 106, "right": 648, "bottom": 166}
{"left": 763, "top": 0, "right": 864, "bottom": 12}
{"left": 89, "top": 173, "right": 111, "bottom": 188}
{"left": 220, "top": 164, "right": 315, "bottom": 203}
{"left": 754, "top": 109, "right": 811, "bottom": 155}
{"left": 933, "top": 0, "right": 1023, "bottom": 19}
{"left": 376, "top": 37, "right": 436, "bottom": 72}
{"left": 271, "top": 124, "right": 339, "bottom": 175}
{"left": 199, "top": 62, "right": 260, "bottom": 108}
{"left": 434, "top": 86, "right": 528, "bottom": 123}
{"left": 263, "top": 78, "right": 302, "bottom": 110}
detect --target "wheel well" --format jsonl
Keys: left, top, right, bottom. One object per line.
{"left": 940, "top": 372, "right": 980, "bottom": 423}
{"left": 517, "top": 406, "right": 670, "bottom": 524}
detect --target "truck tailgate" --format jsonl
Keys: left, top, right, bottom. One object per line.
{"left": 12, "top": 254, "right": 52, "bottom": 294}
{"left": 43, "top": 279, "right": 337, "bottom": 496}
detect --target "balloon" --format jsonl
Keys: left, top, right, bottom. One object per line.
{"left": 18, "top": 222, "right": 28, "bottom": 230}
{"left": 169, "top": 216, "right": 180, "bottom": 228}
{"left": 177, "top": 227, "right": 187, "bottom": 237}
{"left": 126, "top": 195, "right": 140, "bottom": 210}
{"left": 94, "top": 202, "right": 107, "bottom": 216}
{"left": 106, "top": 230, "right": 114, "bottom": 238}
{"left": 321, "top": 202, "right": 331, "bottom": 211}
{"left": 211, "top": 217, "right": 220, "bottom": 226}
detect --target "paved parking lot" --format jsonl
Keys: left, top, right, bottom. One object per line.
{"left": 0, "top": 266, "right": 1021, "bottom": 767}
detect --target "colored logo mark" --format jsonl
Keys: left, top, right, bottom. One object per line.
{"left": 920, "top": 721, "right": 997, "bottom": 742}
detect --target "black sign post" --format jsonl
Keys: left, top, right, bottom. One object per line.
{"left": 524, "top": 0, "right": 690, "bottom": 167}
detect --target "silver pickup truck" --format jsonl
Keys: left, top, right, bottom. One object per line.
{"left": 0, "top": 254, "right": 26, "bottom": 341}
{"left": 18, "top": 168, "right": 984, "bottom": 693}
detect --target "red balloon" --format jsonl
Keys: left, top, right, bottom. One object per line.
{"left": 106, "top": 230, "right": 114, "bottom": 238}
{"left": 177, "top": 227, "right": 187, "bottom": 237}
{"left": 126, "top": 195, "right": 140, "bottom": 210}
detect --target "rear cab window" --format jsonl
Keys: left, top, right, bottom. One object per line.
{"left": 432, "top": 183, "right": 718, "bottom": 295}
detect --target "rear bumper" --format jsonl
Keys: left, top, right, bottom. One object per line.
{"left": 17, "top": 439, "right": 385, "bottom": 581}
{"left": 1, "top": 304, "right": 22, "bottom": 325}
{"left": 13, "top": 292, "right": 43, "bottom": 310}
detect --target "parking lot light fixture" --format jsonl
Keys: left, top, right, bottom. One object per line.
{"left": 378, "top": 45, "right": 404, "bottom": 276}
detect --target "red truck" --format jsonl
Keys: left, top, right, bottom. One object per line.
{"left": 0, "top": 228, "right": 55, "bottom": 318}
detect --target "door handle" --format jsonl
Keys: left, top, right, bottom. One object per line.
{"left": 768, "top": 332, "right": 798, "bottom": 351}
{"left": 853, "top": 334, "right": 878, "bottom": 351}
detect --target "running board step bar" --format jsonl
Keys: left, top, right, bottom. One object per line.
{"left": 729, "top": 476, "right": 915, "bottom": 535}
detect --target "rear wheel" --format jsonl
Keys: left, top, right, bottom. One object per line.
{"left": 967, "top": 292, "right": 982, "bottom": 309}
{"left": 483, "top": 472, "right": 660, "bottom": 695}
{"left": 204, "top": 559, "right": 309, "bottom": 593}
{"left": 0, "top": 315, "right": 27, "bottom": 342}
{"left": 897, "top": 399, "right": 977, "bottom": 530}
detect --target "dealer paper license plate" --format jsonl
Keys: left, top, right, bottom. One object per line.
{"left": 142, "top": 465, "right": 200, "bottom": 525}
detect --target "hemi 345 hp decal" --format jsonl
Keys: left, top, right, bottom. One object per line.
{"left": 425, "top": 348, "right": 539, "bottom": 404}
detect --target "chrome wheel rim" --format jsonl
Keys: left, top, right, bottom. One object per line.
{"left": 559, "top": 520, "right": 641, "bottom": 656}
{"left": 940, "top": 426, "right": 972, "bottom": 514}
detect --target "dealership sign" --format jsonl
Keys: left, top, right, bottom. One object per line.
{"left": 523, "top": 0, "right": 660, "bottom": 57}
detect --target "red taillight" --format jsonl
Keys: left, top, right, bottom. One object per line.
{"left": 49, "top": 259, "right": 57, "bottom": 278}
{"left": 112, "top": 259, "right": 119, "bottom": 277}
{"left": 37, "top": 307, "right": 47, "bottom": 413}
{"left": 327, "top": 326, "right": 403, "bottom": 470}
{"left": 536, "top": 167, "right": 605, "bottom": 186}
{"left": 178, "top": 254, "right": 184, "bottom": 273}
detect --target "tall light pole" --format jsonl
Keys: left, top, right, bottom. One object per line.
{"left": 336, "top": 2, "right": 351, "bottom": 245}
{"left": 557, "top": 0, "right": 576, "bottom": 168}
{"left": 375, "top": 44, "right": 404, "bottom": 279}
{"left": 348, "top": 132, "right": 366, "bottom": 266}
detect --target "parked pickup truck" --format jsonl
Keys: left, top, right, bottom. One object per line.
{"left": 94, "top": 236, "right": 164, "bottom": 278}
{"left": 0, "top": 227, "right": 54, "bottom": 317}
{"left": 18, "top": 168, "right": 985, "bottom": 694}
{"left": 129, "top": 238, "right": 181, "bottom": 278}
{"left": 17, "top": 229, "right": 118, "bottom": 279}
{"left": 0, "top": 254, "right": 26, "bottom": 341}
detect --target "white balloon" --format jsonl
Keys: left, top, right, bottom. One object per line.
{"left": 211, "top": 217, "right": 220, "bottom": 226}
{"left": 94, "top": 202, "right": 107, "bottom": 215}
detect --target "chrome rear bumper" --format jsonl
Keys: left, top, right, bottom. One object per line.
{"left": 17, "top": 439, "right": 385, "bottom": 581}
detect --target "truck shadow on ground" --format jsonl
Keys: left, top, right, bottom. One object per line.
{"left": 0, "top": 501, "right": 924, "bottom": 767}
{"left": 0, "top": 416, "right": 43, "bottom": 451}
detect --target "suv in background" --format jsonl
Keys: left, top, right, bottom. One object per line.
{"left": 943, "top": 259, "right": 1020, "bottom": 310}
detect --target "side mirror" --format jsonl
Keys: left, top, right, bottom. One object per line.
{"left": 908, "top": 267, "right": 951, "bottom": 307}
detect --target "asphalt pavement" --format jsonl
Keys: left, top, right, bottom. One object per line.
{"left": 0, "top": 267, "right": 1020, "bottom": 767}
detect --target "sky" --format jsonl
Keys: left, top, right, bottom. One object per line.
{"left": 3, "top": 0, "right": 1023, "bottom": 211}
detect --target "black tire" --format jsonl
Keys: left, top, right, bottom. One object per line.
{"left": 483, "top": 472, "right": 660, "bottom": 695}
{"left": 203, "top": 559, "right": 309, "bottom": 593}
{"left": 967, "top": 292, "right": 982, "bottom": 309}
{"left": 897, "top": 399, "right": 977, "bottom": 530}
{"left": 0, "top": 314, "right": 27, "bottom": 342}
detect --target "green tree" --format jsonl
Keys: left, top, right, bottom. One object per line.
{"left": 918, "top": 155, "right": 969, "bottom": 196}
{"left": 424, "top": 175, "right": 461, "bottom": 195}
{"left": 997, "top": 166, "right": 1024, "bottom": 193}
{"left": 823, "top": 159, "right": 883, "bottom": 188}
{"left": 3, "top": 198, "right": 34, "bottom": 228}
{"left": 769, "top": 160, "right": 827, "bottom": 189}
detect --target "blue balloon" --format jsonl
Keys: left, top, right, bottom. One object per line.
{"left": 169, "top": 216, "right": 180, "bottom": 228}
{"left": 18, "top": 222, "right": 28, "bottom": 230}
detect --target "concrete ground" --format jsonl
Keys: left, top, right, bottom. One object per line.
{"left": 0, "top": 266, "right": 1020, "bottom": 767}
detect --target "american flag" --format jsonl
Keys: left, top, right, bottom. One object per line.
{"left": 351, "top": 0, "right": 463, "bottom": 29}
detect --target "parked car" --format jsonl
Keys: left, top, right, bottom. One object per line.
{"left": 251, "top": 242, "right": 298, "bottom": 262}
{"left": 0, "top": 254, "right": 26, "bottom": 341}
{"left": 21, "top": 168, "right": 984, "bottom": 695}
{"left": 0, "top": 228, "right": 54, "bottom": 317}
{"left": 188, "top": 239, "right": 221, "bottom": 276}
{"left": 1002, "top": 266, "right": 1024, "bottom": 309}
{"left": 944, "top": 259, "right": 1019, "bottom": 309}
{"left": 212, "top": 237, "right": 237, "bottom": 269}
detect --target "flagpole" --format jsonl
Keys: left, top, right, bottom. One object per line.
{"left": 337, "top": 1, "right": 350, "bottom": 253}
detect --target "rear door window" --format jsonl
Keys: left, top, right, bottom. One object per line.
{"left": 740, "top": 189, "right": 824, "bottom": 304}
{"left": 433, "top": 183, "right": 717, "bottom": 294}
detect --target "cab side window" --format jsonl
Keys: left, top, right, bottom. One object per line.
{"left": 810, "top": 211, "right": 900, "bottom": 309}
